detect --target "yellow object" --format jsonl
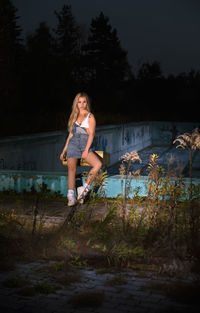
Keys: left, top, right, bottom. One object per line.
{"left": 62, "top": 158, "right": 68, "bottom": 166}
{"left": 80, "top": 151, "right": 110, "bottom": 166}
{"left": 62, "top": 151, "right": 110, "bottom": 167}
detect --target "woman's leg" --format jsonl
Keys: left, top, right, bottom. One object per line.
{"left": 77, "top": 152, "right": 102, "bottom": 203}
{"left": 83, "top": 152, "right": 102, "bottom": 185}
{"left": 67, "top": 158, "right": 78, "bottom": 190}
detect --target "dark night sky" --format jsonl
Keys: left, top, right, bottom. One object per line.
{"left": 12, "top": 0, "right": 200, "bottom": 76}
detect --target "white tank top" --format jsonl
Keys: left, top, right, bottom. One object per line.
{"left": 75, "top": 113, "right": 90, "bottom": 128}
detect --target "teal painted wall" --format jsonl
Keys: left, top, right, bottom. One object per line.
{"left": 1, "top": 170, "right": 199, "bottom": 198}
{"left": 0, "top": 170, "right": 68, "bottom": 196}
{"left": 0, "top": 170, "right": 148, "bottom": 197}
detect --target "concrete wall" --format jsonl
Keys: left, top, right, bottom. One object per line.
{"left": 94, "top": 122, "right": 151, "bottom": 164}
{"left": 0, "top": 131, "right": 67, "bottom": 172}
{"left": 0, "top": 120, "right": 199, "bottom": 173}
{"left": 1, "top": 120, "right": 200, "bottom": 196}
{"left": 150, "top": 121, "right": 200, "bottom": 145}
{"left": 0, "top": 122, "right": 151, "bottom": 172}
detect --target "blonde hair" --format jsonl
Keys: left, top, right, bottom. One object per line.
{"left": 68, "top": 92, "right": 91, "bottom": 132}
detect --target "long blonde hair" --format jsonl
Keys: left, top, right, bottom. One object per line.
{"left": 68, "top": 92, "right": 91, "bottom": 132}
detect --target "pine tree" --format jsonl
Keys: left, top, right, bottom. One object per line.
{"left": 83, "top": 12, "right": 132, "bottom": 91}
{"left": 53, "top": 4, "right": 82, "bottom": 95}
{"left": 25, "top": 22, "right": 56, "bottom": 111}
{"left": 26, "top": 22, "right": 54, "bottom": 60}
{"left": 137, "top": 61, "right": 162, "bottom": 80}
{"left": 0, "top": 0, "right": 22, "bottom": 109}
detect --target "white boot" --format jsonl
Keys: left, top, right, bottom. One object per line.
{"left": 77, "top": 185, "right": 89, "bottom": 204}
{"left": 67, "top": 194, "right": 76, "bottom": 206}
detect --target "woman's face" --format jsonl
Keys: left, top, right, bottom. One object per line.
{"left": 77, "top": 97, "right": 87, "bottom": 110}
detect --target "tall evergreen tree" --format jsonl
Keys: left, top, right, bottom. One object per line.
{"left": 53, "top": 4, "right": 82, "bottom": 101}
{"left": 137, "top": 61, "right": 162, "bottom": 80}
{"left": 25, "top": 22, "right": 56, "bottom": 111}
{"left": 83, "top": 12, "right": 132, "bottom": 91}
{"left": 19, "top": 22, "right": 69, "bottom": 133}
{"left": 0, "top": 0, "right": 22, "bottom": 110}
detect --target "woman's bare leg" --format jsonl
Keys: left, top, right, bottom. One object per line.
{"left": 67, "top": 158, "right": 78, "bottom": 190}
{"left": 83, "top": 152, "right": 102, "bottom": 185}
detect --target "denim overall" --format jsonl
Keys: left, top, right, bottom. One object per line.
{"left": 67, "top": 123, "right": 94, "bottom": 159}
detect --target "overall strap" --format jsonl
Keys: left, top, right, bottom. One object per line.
{"left": 74, "top": 122, "right": 88, "bottom": 134}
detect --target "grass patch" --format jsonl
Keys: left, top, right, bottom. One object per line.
{"left": 0, "top": 191, "right": 200, "bottom": 279}
{"left": 3, "top": 274, "right": 57, "bottom": 295}
{"left": 33, "top": 281, "right": 57, "bottom": 294}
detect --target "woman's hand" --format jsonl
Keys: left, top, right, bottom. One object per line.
{"left": 81, "top": 149, "right": 88, "bottom": 159}
{"left": 60, "top": 151, "right": 66, "bottom": 161}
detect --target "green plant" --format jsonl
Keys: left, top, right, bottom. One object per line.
{"left": 105, "top": 242, "right": 135, "bottom": 267}
{"left": 46, "top": 261, "right": 65, "bottom": 273}
{"left": 88, "top": 205, "right": 118, "bottom": 243}
{"left": 132, "top": 246, "right": 145, "bottom": 258}
{"left": 70, "top": 210, "right": 90, "bottom": 227}
{"left": 61, "top": 239, "right": 76, "bottom": 249}
{"left": 34, "top": 281, "right": 56, "bottom": 294}
{"left": 90, "top": 170, "right": 108, "bottom": 199}
{"left": 69, "top": 255, "right": 87, "bottom": 268}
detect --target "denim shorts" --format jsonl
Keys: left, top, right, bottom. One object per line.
{"left": 67, "top": 123, "right": 94, "bottom": 159}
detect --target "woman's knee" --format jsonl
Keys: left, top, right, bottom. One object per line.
{"left": 94, "top": 159, "right": 102, "bottom": 171}
{"left": 99, "top": 160, "right": 103, "bottom": 170}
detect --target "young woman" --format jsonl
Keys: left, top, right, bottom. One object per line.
{"left": 60, "top": 92, "right": 102, "bottom": 206}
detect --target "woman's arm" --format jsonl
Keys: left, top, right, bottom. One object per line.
{"left": 60, "top": 132, "right": 73, "bottom": 160}
{"left": 82, "top": 114, "right": 96, "bottom": 158}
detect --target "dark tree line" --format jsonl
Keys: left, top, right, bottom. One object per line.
{"left": 1, "top": 0, "right": 200, "bottom": 137}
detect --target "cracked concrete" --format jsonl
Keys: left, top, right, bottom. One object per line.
{"left": 0, "top": 261, "right": 199, "bottom": 313}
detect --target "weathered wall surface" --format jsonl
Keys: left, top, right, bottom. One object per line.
{"left": 0, "top": 121, "right": 199, "bottom": 173}
{"left": 0, "top": 131, "right": 67, "bottom": 172}
{"left": 150, "top": 121, "right": 200, "bottom": 145}
{"left": 1, "top": 120, "right": 200, "bottom": 195}
{"left": 93, "top": 122, "right": 151, "bottom": 165}
{"left": 0, "top": 122, "right": 151, "bottom": 172}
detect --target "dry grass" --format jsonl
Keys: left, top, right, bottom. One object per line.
{"left": 173, "top": 127, "right": 200, "bottom": 150}
{"left": 0, "top": 191, "right": 200, "bottom": 279}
